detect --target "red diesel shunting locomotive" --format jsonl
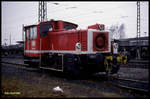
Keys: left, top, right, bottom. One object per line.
{"left": 24, "top": 19, "right": 121, "bottom": 76}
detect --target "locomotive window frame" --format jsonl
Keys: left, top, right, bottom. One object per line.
{"left": 26, "top": 29, "right": 29, "bottom": 42}
{"left": 28, "top": 26, "right": 37, "bottom": 40}
{"left": 33, "top": 26, "right": 37, "bottom": 39}
{"left": 40, "top": 24, "right": 53, "bottom": 37}
{"left": 64, "top": 25, "right": 76, "bottom": 30}
{"left": 30, "top": 27, "right": 33, "bottom": 39}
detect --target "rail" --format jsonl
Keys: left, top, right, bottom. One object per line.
{"left": 1, "top": 61, "right": 39, "bottom": 71}
{"left": 110, "top": 76, "right": 149, "bottom": 94}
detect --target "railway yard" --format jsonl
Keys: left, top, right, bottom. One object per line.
{"left": 2, "top": 1, "right": 149, "bottom": 98}
{"left": 1, "top": 55, "right": 149, "bottom": 98}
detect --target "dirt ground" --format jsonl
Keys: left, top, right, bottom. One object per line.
{"left": 2, "top": 76, "right": 124, "bottom": 98}
{"left": 1, "top": 63, "right": 129, "bottom": 98}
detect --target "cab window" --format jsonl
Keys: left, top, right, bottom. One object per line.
{"left": 30, "top": 27, "right": 33, "bottom": 39}
{"left": 64, "top": 25, "right": 76, "bottom": 30}
{"left": 28, "top": 26, "right": 37, "bottom": 40}
{"left": 26, "top": 29, "right": 29, "bottom": 42}
{"left": 33, "top": 26, "right": 37, "bottom": 39}
{"left": 40, "top": 24, "right": 52, "bottom": 37}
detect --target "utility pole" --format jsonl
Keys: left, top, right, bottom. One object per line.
{"left": 136, "top": 1, "right": 141, "bottom": 59}
{"left": 22, "top": 24, "right": 24, "bottom": 41}
{"left": 10, "top": 33, "right": 11, "bottom": 46}
{"left": 38, "top": 1, "right": 47, "bottom": 23}
{"left": 4, "top": 38, "right": 8, "bottom": 46}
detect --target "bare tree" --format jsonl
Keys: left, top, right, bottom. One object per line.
{"left": 108, "top": 24, "right": 119, "bottom": 39}
{"left": 118, "top": 23, "right": 125, "bottom": 39}
{"left": 108, "top": 23, "right": 125, "bottom": 40}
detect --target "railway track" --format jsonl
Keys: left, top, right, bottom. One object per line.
{"left": 3, "top": 56, "right": 149, "bottom": 69}
{"left": 121, "top": 59, "right": 149, "bottom": 69}
{"left": 1, "top": 56, "right": 24, "bottom": 59}
{"left": 109, "top": 75, "right": 149, "bottom": 94}
{"left": 1, "top": 61, "right": 39, "bottom": 71}
{"left": 1, "top": 60, "right": 149, "bottom": 96}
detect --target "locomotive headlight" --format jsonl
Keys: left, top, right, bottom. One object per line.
{"left": 99, "top": 25, "right": 103, "bottom": 31}
{"left": 76, "top": 43, "right": 81, "bottom": 49}
{"left": 76, "top": 42, "right": 81, "bottom": 53}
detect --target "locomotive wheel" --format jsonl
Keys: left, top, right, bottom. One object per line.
{"left": 64, "top": 65, "right": 81, "bottom": 79}
{"left": 110, "top": 64, "right": 120, "bottom": 74}
{"left": 63, "top": 54, "right": 82, "bottom": 78}
{"left": 104, "top": 56, "right": 120, "bottom": 74}
{"left": 110, "top": 58, "right": 120, "bottom": 74}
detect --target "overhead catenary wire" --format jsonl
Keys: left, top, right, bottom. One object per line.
{"left": 2, "top": 2, "right": 148, "bottom": 45}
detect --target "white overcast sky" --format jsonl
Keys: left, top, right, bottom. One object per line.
{"left": 1, "top": 1, "right": 149, "bottom": 45}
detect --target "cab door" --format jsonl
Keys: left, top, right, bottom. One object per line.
{"left": 39, "top": 24, "right": 53, "bottom": 50}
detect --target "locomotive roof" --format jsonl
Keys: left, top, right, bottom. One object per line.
{"left": 24, "top": 24, "right": 37, "bottom": 28}
{"left": 24, "top": 20, "right": 78, "bottom": 28}
{"left": 40, "top": 20, "right": 78, "bottom": 28}
{"left": 64, "top": 21, "right": 78, "bottom": 28}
